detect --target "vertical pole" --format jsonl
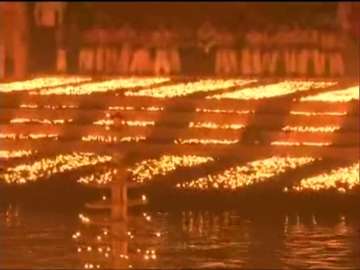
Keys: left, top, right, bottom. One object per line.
{"left": 111, "top": 168, "right": 128, "bottom": 222}
{"left": 111, "top": 165, "right": 129, "bottom": 268}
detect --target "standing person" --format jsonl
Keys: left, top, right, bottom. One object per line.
{"left": 239, "top": 24, "right": 253, "bottom": 76}
{"left": 0, "top": 6, "right": 5, "bottom": 79}
{"left": 178, "top": 24, "right": 196, "bottom": 75}
{"left": 104, "top": 25, "right": 118, "bottom": 75}
{"left": 152, "top": 24, "right": 171, "bottom": 76}
{"left": 130, "top": 28, "right": 152, "bottom": 75}
{"left": 168, "top": 24, "right": 181, "bottom": 75}
{"left": 1, "top": 2, "right": 29, "bottom": 79}
{"left": 311, "top": 27, "right": 325, "bottom": 77}
{"left": 329, "top": 29, "right": 345, "bottom": 77}
{"left": 55, "top": 22, "right": 67, "bottom": 73}
{"left": 197, "top": 20, "right": 217, "bottom": 75}
{"left": 63, "top": 3, "right": 82, "bottom": 74}
{"left": 262, "top": 25, "right": 279, "bottom": 76}
{"left": 78, "top": 28, "right": 95, "bottom": 74}
{"left": 117, "top": 23, "right": 136, "bottom": 75}
{"left": 337, "top": 2, "right": 353, "bottom": 33}
{"left": 296, "top": 25, "right": 311, "bottom": 78}
{"left": 246, "top": 26, "right": 264, "bottom": 76}
{"left": 215, "top": 26, "right": 237, "bottom": 76}
{"left": 33, "top": 1, "right": 67, "bottom": 73}
{"left": 281, "top": 25, "right": 297, "bottom": 77}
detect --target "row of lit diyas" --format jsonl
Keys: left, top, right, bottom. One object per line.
{"left": 0, "top": 134, "right": 337, "bottom": 145}
{"left": 81, "top": 135, "right": 146, "bottom": 143}
{"left": 291, "top": 162, "right": 359, "bottom": 193}
{"left": 32, "top": 77, "right": 170, "bottom": 95}
{"left": 300, "top": 86, "right": 359, "bottom": 102}
{"left": 195, "top": 108, "right": 255, "bottom": 114}
{"left": 108, "top": 106, "right": 164, "bottom": 112}
{"left": 10, "top": 118, "right": 74, "bottom": 124}
{"left": 290, "top": 111, "right": 348, "bottom": 116}
{"left": 208, "top": 80, "right": 337, "bottom": 100}
{"left": 78, "top": 155, "right": 214, "bottom": 185}
{"left": 282, "top": 126, "right": 340, "bottom": 133}
{"left": 124, "top": 79, "right": 256, "bottom": 98}
{"left": 176, "top": 156, "right": 316, "bottom": 190}
{"left": 78, "top": 168, "right": 117, "bottom": 185}
{"left": 0, "top": 150, "right": 35, "bottom": 159}
{"left": 0, "top": 133, "right": 59, "bottom": 140}
{"left": 271, "top": 141, "right": 332, "bottom": 146}
{"left": 95, "top": 119, "right": 245, "bottom": 130}
{"left": 0, "top": 153, "right": 112, "bottom": 184}
{"left": 188, "top": 122, "right": 245, "bottom": 129}
{"left": 129, "top": 155, "right": 214, "bottom": 184}
{"left": 174, "top": 138, "right": 239, "bottom": 145}
{"left": 0, "top": 76, "right": 92, "bottom": 93}
{"left": 93, "top": 119, "right": 155, "bottom": 127}
{"left": 19, "top": 104, "right": 79, "bottom": 109}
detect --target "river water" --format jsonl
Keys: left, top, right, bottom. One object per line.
{"left": 1, "top": 203, "right": 359, "bottom": 269}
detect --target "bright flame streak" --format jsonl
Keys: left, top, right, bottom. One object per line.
{"left": 19, "top": 104, "right": 38, "bottom": 109}
{"left": 10, "top": 118, "right": 73, "bottom": 124}
{"left": 108, "top": 106, "right": 164, "bottom": 112}
{"left": 177, "top": 156, "right": 316, "bottom": 190}
{"left": 290, "top": 111, "right": 348, "bottom": 116}
{"left": 125, "top": 79, "right": 255, "bottom": 98}
{"left": 81, "top": 135, "right": 146, "bottom": 143}
{"left": 129, "top": 155, "right": 214, "bottom": 183}
{"left": 121, "top": 121, "right": 154, "bottom": 127}
{"left": 93, "top": 119, "right": 154, "bottom": 127}
{"left": 108, "top": 106, "right": 135, "bottom": 111}
{"left": 271, "top": 141, "right": 332, "bottom": 146}
{"left": 195, "top": 108, "right": 255, "bottom": 114}
{"left": 0, "top": 76, "right": 91, "bottom": 92}
{"left": 282, "top": 126, "right": 340, "bottom": 133}
{"left": 300, "top": 86, "right": 359, "bottom": 102}
{"left": 0, "top": 133, "right": 59, "bottom": 140}
{"left": 175, "top": 138, "right": 239, "bottom": 145}
{"left": 209, "top": 80, "right": 336, "bottom": 100}
{"left": 19, "top": 104, "right": 79, "bottom": 109}
{"left": 0, "top": 153, "right": 112, "bottom": 184}
{"left": 34, "top": 77, "right": 169, "bottom": 95}
{"left": 293, "top": 163, "right": 359, "bottom": 192}
{"left": 0, "top": 150, "right": 35, "bottom": 159}
{"left": 189, "top": 122, "right": 245, "bottom": 129}
{"left": 93, "top": 119, "right": 114, "bottom": 126}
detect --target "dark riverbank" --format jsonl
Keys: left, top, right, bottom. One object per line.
{"left": 1, "top": 176, "right": 359, "bottom": 216}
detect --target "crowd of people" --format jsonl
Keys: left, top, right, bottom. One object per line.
{"left": 0, "top": 2, "right": 354, "bottom": 80}
{"left": 68, "top": 22, "right": 349, "bottom": 77}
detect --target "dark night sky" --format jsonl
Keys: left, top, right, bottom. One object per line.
{"left": 71, "top": 2, "right": 337, "bottom": 28}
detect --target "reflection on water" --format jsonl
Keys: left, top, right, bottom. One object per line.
{"left": 1, "top": 204, "right": 359, "bottom": 269}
